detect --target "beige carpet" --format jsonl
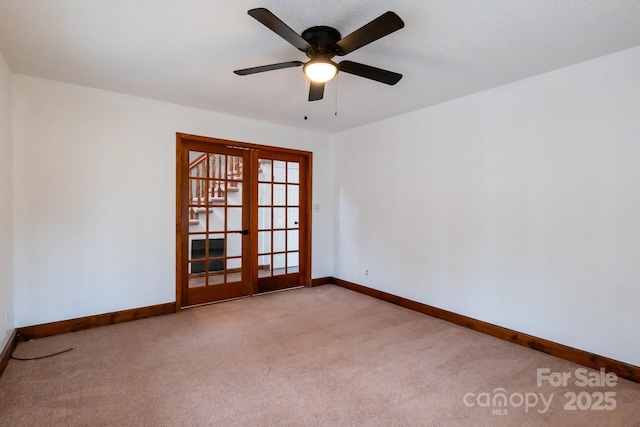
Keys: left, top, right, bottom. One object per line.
{"left": 1, "top": 285, "right": 639, "bottom": 426}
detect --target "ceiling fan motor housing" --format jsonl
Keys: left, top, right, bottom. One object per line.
{"left": 301, "top": 26, "right": 342, "bottom": 58}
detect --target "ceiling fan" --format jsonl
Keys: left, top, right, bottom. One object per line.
{"left": 234, "top": 8, "right": 405, "bottom": 101}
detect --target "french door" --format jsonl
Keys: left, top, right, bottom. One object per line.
{"left": 254, "top": 151, "right": 307, "bottom": 293}
{"left": 176, "top": 134, "right": 311, "bottom": 308}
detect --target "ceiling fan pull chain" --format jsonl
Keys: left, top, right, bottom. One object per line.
{"left": 334, "top": 74, "right": 339, "bottom": 117}
{"left": 304, "top": 75, "right": 309, "bottom": 120}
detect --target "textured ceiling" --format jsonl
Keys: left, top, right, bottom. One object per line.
{"left": 1, "top": 0, "right": 640, "bottom": 134}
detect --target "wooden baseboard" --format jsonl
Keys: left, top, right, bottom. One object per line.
{"left": 330, "top": 277, "right": 640, "bottom": 384}
{"left": 0, "top": 329, "right": 20, "bottom": 379}
{"left": 310, "top": 276, "right": 333, "bottom": 287}
{"left": 18, "top": 302, "right": 177, "bottom": 340}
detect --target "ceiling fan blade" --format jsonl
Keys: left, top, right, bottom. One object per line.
{"left": 248, "top": 8, "right": 311, "bottom": 52}
{"left": 338, "top": 61, "right": 402, "bottom": 85}
{"left": 234, "top": 61, "right": 303, "bottom": 75}
{"left": 335, "top": 11, "right": 404, "bottom": 56}
{"left": 308, "top": 81, "right": 325, "bottom": 101}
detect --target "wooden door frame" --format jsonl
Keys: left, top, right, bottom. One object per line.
{"left": 175, "top": 133, "right": 313, "bottom": 310}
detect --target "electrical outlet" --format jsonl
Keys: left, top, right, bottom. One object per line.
{"left": 365, "top": 269, "right": 369, "bottom": 276}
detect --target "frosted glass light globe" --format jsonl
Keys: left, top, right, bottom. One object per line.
{"left": 304, "top": 60, "right": 338, "bottom": 83}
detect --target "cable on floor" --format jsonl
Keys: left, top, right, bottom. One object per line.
{"left": 11, "top": 347, "right": 74, "bottom": 361}
{"left": 11, "top": 332, "right": 75, "bottom": 360}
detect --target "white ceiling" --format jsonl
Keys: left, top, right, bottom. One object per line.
{"left": 1, "top": 0, "right": 640, "bottom": 134}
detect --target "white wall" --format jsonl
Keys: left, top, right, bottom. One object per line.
{"left": 12, "top": 75, "right": 335, "bottom": 327}
{"left": 334, "top": 46, "right": 640, "bottom": 366}
{"left": 0, "top": 51, "right": 14, "bottom": 350}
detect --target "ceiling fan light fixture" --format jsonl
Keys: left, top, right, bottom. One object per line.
{"left": 303, "top": 58, "right": 338, "bottom": 83}
{"left": 235, "top": 8, "right": 405, "bottom": 101}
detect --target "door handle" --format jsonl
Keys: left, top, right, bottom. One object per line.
{"left": 232, "top": 230, "right": 249, "bottom": 235}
